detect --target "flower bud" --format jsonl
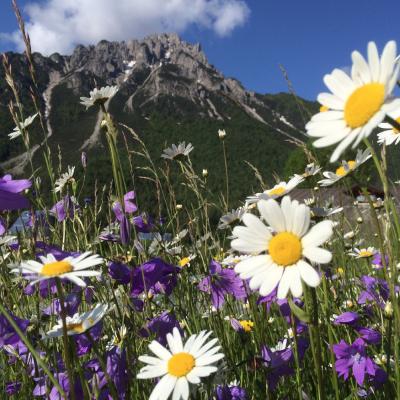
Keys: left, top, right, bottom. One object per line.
{"left": 218, "top": 129, "right": 226, "bottom": 139}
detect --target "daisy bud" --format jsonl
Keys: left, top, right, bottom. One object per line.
{"left": 357, "top": 217, "right": 363, "bottom": 223}
{"left": 176, "top": 204, "right": 183, "bottom": 210}
{"left": 101, "top": 119, "right": 107, "bottom": 128}
{"left": 384, "top": 301, "right": 393, "bottom": 317}
{"left": 202, "top": 169, "right": 208, "bottom": 177}
{"left": 218, "top": 129, "right": 226, "bottom": 139}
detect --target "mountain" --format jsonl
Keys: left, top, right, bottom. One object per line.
{"left": 0, "top": 33, "right": 318, "bottom": 208}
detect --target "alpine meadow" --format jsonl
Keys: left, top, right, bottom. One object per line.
{"left": 2, "top": 1, "right": 400, "bottom": 399}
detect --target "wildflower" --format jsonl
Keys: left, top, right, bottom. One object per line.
{"left": 140, "top": 311, "right": 182, "bottom": 346}
{"left": 221, "top": 254, "right": 250, "bottom": 267}
{"left": 384, "top": 301, "right": 393, "bottom": 317}
{"left": 131, "top": 258, "right": 180, "bottom": 297}
{"left": 0, "top": 310, "right": 30, "bottom": 349}
{"left": 112, "top": 191, "right": 137, "bottom": 222}
{"left": 80, "top": 86, "right": 118, "bottom": 109}
{"left": 318, "top": 149, "right": 371, "bottom": 186}
{"left": 306, "top": 41, "right": 400, "bottom": 162}
{"left": 349, "top": 247, "right": 377, "bottom": 258}
{"left": 176, "top": 204, "right": 183, "bottom": 210}
{"left": 137, "top": 327, "right": 224, "bottom": 400}
{"left": 202, "top": 169, "right": 208, "bottom": 177}
{"left": 310, "top": 205, "right": 343, "bottom": 218}
{"left": 50, "top": 195, "right": 78, "bottom": 222}
{"left": 215, "top": 383, "right": 247, "bottom": 400}
{"left": 54, "top": 166, "right": 75, "bottom": 193}
{"left": 0, "top": 174, "right": 31, "bottom": 211}
{"left": 218, "top": 207, "right": 246, "bottom": 229}
{"left": 198, "top": 260, "right": 246, "bottom": 309}
{"left": 378, "top": 108, "right": 400, "bottom": 145}
{"left": 333, "top": 338, "right": 376, "bottom": 385}
{"left": 178, "top": 255, "right": 195, "bottom": 267}
{"left": 218, "top": 129, "right": 227, "bottom": 139}
{"left": 246, "top": 175, "right": 304, "bottom": 204}
{"left": 161, "top": 142, "right": 194, "bottom": 160}
{"left": 232, "top": 319, "right": 254, "bottom": 333}
{"left": 8, "top": 113, "right": 38, "bottom": 140}
{"left": 11, "top": 252, "right": 103, "bottom": 287}
{"left": 45, "top": 304, "right": 108, "bottom": 337}
{"left": 358, "top": 275, "right": 389, "bottom": 309}
{"left": 302, "top": 162, "right": 321, "bottom": 177}
{"left": 232, "top": 196, "right": 333, "bottom": 299}
{"left": 333, "top": 312, "right": 360, "bottom": 326}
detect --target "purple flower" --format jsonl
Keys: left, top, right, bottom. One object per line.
{"left": 50, "top": 196, "right": 78, "bottom": 222}
{"left": 357, "top": 327, "right": 381, "bottom": 345}
{"left": 334, "top": 312, "right": 360, "bottom": 326}
{"left": 6, "top": 381, "right": 21, "bottom": 395}
{"left": 261, "top": 342, "right": 294, "bottom": 391}
{"left": 0, "top": 174, "right": 31, "bottom": 211}
{"left": 74, "top": 323, "right": 103, "bottom": 357}
{"left": 112, "top": 191, "right": 137, "bottom": 222}
{"left": 371, "top": 253, "right": 388, "bottom": 270}
{"left": 216, "top": 384, "right": 247, "bottom": 400}
{"left": 131, "top": 258, "right": 179, "bottom": 297}
{"left": 198, "top": 260, "right": 246, "bottom": 309}
{"left": 0, "top": 311, "right": 30, "bottom": 349}
{"left": 42, "top": 293, "right": 81, "bottom": 317}
{"left": 333, "top": 338, "right": 376, "bottom": 385}
{"left": 133, "top": 214, "right": 154, "bottom": 233}
{"left": 140, "top": 311, "right": 182, "bottom": 346}
{"left": 120, "top": 216, "right": 131, "bottom": 245}
{"left": 108, "top": 261, "right": 132, "bottom": 285}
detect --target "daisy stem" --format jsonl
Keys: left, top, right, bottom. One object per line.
{"left": 0, "top": 302, "right": 67, "bottom": 399}
{"left": 221, "top": 139, "right": 229, "bottom": 211}
{"left": 55, "top": 278, "right": 76, "bottom": 400}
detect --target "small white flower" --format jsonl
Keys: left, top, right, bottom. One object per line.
{"left": 221, "top": 254, "right": 251, "bottom": 266}
{"left": 303, "top": 163, "right": 322, "bottom": 177}
{"left": 202, "top": 169, "right": 208, "bottom": 177}
{"left": 348, "top": 247, "right": 377, "bottom": 258}
{"left": 378, "top": 109, "right": 400, "bottom": 145}
{"left": 8, "top": 113, "right": 38, "bottom": 140}
{"left": 232, "top": 196, "right": 333, "bottom": 299}
{"left": 80, "top": 86, "right": 118, "bottom": 109}
{"left": 318, "top": 149, "right": 371, "bottom": 186}
{"left": 137, "top": 327, "right": 224, "bottom": 400}
{"left": 218, "top": 207, "right": 246, "bottom": 230}
{"left": 218, "top": 129, "right": 226, "bottom": 139}
{"left": 246, "top": 175, "right": 304, "bottom": 205}
{"left": 10, "top": 252, "right": 103, "bottom": 287}
{"left": 45, "top": 304, "right": 108, "bottom": 338}
{"left": 54, "top": 166, "right": 75, "bottom": 193}
{"left": 161, "top": 142, "right": 194, "bottom": 160}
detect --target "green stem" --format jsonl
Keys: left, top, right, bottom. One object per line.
{"left": 290, "top": 317, "right": 303, "bottom": 400}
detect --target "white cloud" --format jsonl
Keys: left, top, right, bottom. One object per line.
{"left": 2, "top": 0, "right": 250, "bottom": 55}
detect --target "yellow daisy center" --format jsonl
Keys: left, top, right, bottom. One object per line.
{"left": 335, "top": 160, "right": 356, "bottom": 177}
{"left": 239, "top": 320, "right": 254, "bottom": 332}
{"left": 179, "top": 257, "right": 191, "bottom": 267}
{"left": 344, "top": 83, "right": 385, "bottom": 128}
{"left": 268, "top": 186, "right": 286, "bottom": 196}
{"left": 320, "top": 105, "right": 329, "bottom": 112}
{"left": 66, "top": 322, "right": 85, "bottom": 334}
{"left": 359, "top": 250, "right": 374, "bottom": 258}
{"left": 40, "top": 261, "right": 73, "bottom": 276}
{"left": 167, "top": 352, "right": 195, "bottom": 377}
{"left": 268, "top": 232, "right": 302, "bottom": 266}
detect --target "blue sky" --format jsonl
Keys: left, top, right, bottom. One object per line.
{"left": 1, "top": 0, "right": 399, "bottom": 100}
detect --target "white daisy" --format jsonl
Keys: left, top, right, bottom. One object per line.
{"left": 10, "top": 252, "right": 103, "bottom": 287}
{"left": 231, "top": 196, "right": 333, "bottom": 299}
{"left": 80, "top": 86, "right": 118, "bottom": 109}
{"left": 8, "top": 113, "right": 38, "bottom": 140}
{"left": 306, "top": 41, "right": 400, "bottom": 162}
{"left": 221, "top": 254, "right": 251, "bottom": 267}
{"left": 318, "top": 148, "right": 371, "bottom": 186}
{"left": 54, "top": 165, "right": 75, "bottom": 193}
{"left": 246, "top": 175, "right": 304, "bottom": 205}
{"left": 45, "top": 303, "right": 108, "bottom": 338}
{"left": 161, "top": 142, "right": 194, "bottom": 160}
{"left": 348, "top": 247, "right": 377, "bottom": 258}
{"left": 310, "top": 206, "right": 343, "bottom": 218}
{"left": 137, "top": 327, "right": 224, "bottom": 400}
{"left": 378, "top": 109, "right": 400, "bottom": 145}
{"left": 218, "top": 207, "right": 246, "bottom": 229}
